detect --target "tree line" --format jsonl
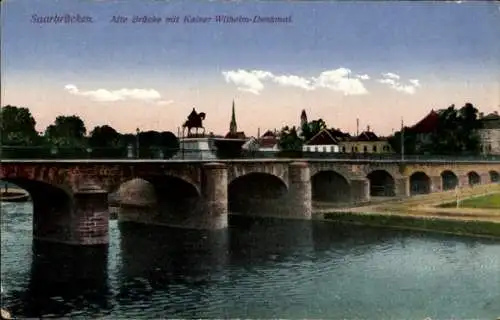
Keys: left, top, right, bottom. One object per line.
{"left": 388, "top": 103, "right": 483, "bottom": 155}
{"left": 278, "top": 103, "right": 484, "bottom": 156}
{"left": 0, "top": 105, "right": 179, "bottom": 158}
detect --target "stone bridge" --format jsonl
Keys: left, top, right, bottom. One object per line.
{"left": 1, "top": 159, "right": 499, "bottom": 246}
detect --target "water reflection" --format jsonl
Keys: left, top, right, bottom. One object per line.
{"left": 1, "top": 202, "right": 500, "bottom": 319}
{"left": 12, "top": 241, "right": 110, "bottom": 318}
{"left": 118, "top": 222, "right": 229, "bottom": 289}
{"left": 228, "top": 215, "right": 314, "bottom": 266}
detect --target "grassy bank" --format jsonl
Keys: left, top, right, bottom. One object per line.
{"left": 439, "top": 193, "right": 500, "bottom": 209}
{"left": 324, "top": 212, "right": 500, "bottom": 239}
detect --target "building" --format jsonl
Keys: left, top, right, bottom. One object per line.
{"left": 303, "top": 128, "right": 349, "bottom": 153}
{"left": 337, "top": 127, "right": 394, "bottom": 154}
{"left": 257, "top": 130, "right": 280, "bottom": 151}
{"left": 478, "top": 112, "right": 500, "bottom": 155}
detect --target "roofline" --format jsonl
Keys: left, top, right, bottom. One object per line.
{"left": 304, "top": 128, "right": 338, "bottom": 145}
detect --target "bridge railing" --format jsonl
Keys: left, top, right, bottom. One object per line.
{"left": 1, "top": 146, "right": 500, "bottom": 162}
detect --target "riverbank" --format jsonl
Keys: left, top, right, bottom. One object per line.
{"left": 317, "top": 183, "right": 500, "bottom": 239}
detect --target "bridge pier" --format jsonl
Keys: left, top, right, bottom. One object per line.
{"left": 395, "top": 177, "right": 410, "bottom": 197}
{"left": 430, "top": 176, "right": 442, "bottom": 192}
{"left": 480, "top": 172, "right": 491, "bottom": 184}
{"left": 350, "top": 178, "right": 370, "bottom": 203}
{"left": 459, "top": 175, "right": 469, "bottom": 188}
{"left": 72, "top": 181, "right": 110, "bottom": 245}
{"left": 34, "top": 180, "right": 109, "bottom": 245}
{"left": 286, "top": 162, "right": 312, "bottom": 219}
{"left": 199, "top": 162, "right": 228, "bottom": 229}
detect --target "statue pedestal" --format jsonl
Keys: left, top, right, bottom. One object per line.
{"left": 173, "top": 137, "right": 218, "bottom": 160}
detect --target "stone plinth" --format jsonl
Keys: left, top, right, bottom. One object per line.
{"left": 173, "top": 137, "right": 218, "bottom": 160}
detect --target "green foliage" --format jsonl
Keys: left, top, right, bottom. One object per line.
{"left": 0, "top": 105, "right": 40, "bottom": 146}
{"left": 89, "top": 125, "right": 123, "bottom": 158}
{"left": 300, "top": 118, "right": 327, "bottom": 141}
{"left": 278, "top": 125, "right": 303, "bottom": 152}
{"left": 44, "top": 115, "right": 87, "bottom": 148}
{"left": 388, "top": 103, "right": 482, "bottom": 156}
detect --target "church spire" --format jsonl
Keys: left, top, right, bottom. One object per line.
{"left": 230, "top": 99, "right": 237, "bottom": 134}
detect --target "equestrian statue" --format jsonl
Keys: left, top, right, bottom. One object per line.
{"left": 182, "top": 108, "right": 206, "bottom": 137}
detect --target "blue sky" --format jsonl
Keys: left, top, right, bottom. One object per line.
{"left": 2, "top": 0, "right": 500, "bottom": 135}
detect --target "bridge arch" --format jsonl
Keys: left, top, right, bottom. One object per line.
{"left": 410, "top": 171, "right": 431, "bottom": 195}
{"left": 228, "top": 172, "right": 288, "bottom": 215}
{"left": 366, "top": 170, "right": 395, "bottom": 197}
{"left": 0, "top": 177, "right": 73, "bottom": 242}
{"left": 115, "top": 175, "right": 201, "bottom": 224}
{"left": 467, "top": 171, "right": 481, "bottom": 186}
{"left": 441, "top": 170, "right": 458, "bottom": 191}
{"left": 489, "top": 170, "right": 500, "bottom": 183}
{"left": 311, "top": 170, "right": 351, "bottom": 203}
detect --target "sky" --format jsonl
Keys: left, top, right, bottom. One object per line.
{"left": 2, "top": 0, "right": 500, "bottom": 137}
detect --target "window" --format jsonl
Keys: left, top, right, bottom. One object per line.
{"left": 351, "top": 146, "right": 355, "bottom": 152}
{"left": 342, "top": 146, "right": 346, "bottom": 153}
{"left": 373, "top": 146, "right": 377, "bottom": 153}
{"left": 363, "top": 146, "right": 368, "bottom": 153}
{"left": 315, "top": 147, "right": 318, "bottom": 152}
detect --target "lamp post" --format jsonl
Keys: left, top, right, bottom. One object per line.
{"left": 400, "top": 117, "right": 405, "bottom": 161}
{"left": 135, "top": 128, "right": 140, "bottom": 159}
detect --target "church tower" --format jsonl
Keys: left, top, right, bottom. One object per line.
{"left": 300, "top": 109, "right": 308, "bottom": 128}
{"left": 229, "top": 99, "right": 237, "bottom": 134}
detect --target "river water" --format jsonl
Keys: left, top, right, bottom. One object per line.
{"left": 1, "top": 201, "right": 500, "bottom": 319}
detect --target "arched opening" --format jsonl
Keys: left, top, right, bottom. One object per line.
{"left": 366, "top": 170, "right": 395, "bottom": 197}
{"left": 228, "top": 173, "right": 288, "bottom": 215}
{"left": 467, "top": 171, "right": 481, "bottom": 186}
{"left": 1, "top": 178, "right": 72, "bottom": 241}
{"left": 115, "top": 176, "right": 200, "bottom": 226}
{"left": 489, "top": 170, "right": 500, "bottom": 183}
{"left": 410, "top": 172, "right": 431, "bottom": 195}
{"left": 441, "top": 170, "right": 458, "bottom": 191}
{"left": 311, "top": 171, "right": 351, "bottom": 204}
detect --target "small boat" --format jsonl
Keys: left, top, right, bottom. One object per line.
{"left": 1, "top": 285, "right": 12, "bottom": 319}
{"left": 0, "top": 191, "right": 30, "bottom": 203}
{"left": 1, "top": 308, "right": 12, "bottom": 319}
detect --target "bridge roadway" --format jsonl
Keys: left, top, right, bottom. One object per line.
{"left": 1, "top": 158, "right": 499, "bottom": 246}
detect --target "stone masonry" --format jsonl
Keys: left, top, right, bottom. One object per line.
{"left": 1, "top": 159, "right": 499, "bottom": 245}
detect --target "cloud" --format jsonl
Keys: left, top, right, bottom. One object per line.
{"left": 156, "top": 100, "right": 174, "bottom": 106}
{"left": 381, "top": 72, "right": 400, "bottom": 80}
{"left": 64, "top": 84, "right": 172, "bottom": 103}
{"left": 377, "top": 73, "right": 421, "bottom": 95}
{"left": 222, "top": 68, "right": 369, "bottom": 95}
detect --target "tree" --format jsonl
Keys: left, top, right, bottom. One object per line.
{"left": 89, "top": 125, "right": 121, "bottom": 148}
{"left": 44, "top": 115, "right": 87, "bottom": 149}
{"left": 278, "top": 126, "right": 303, "bottom": 151}
{"left": 0, "top": 105, "right": 40, "bottom": 145}
{"left": 301, "top": 118, "right": 327, "bottom": 141}
{"left": 158, "top": 131, "right": 180, "bottom": 158}
{"left": 89, "top": 125, "right": 122, "bottom": 158}
{"left": 387, "top": 128, "right": 418, "bottom": 155}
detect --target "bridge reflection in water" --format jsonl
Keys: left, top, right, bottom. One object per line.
{"left": 11, "top": 241, "right": 111, "bottom": 318}
{"left": 2, "top": 200, "right": 500, "bottom": 319}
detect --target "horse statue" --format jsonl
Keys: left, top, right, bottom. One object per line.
{"left": 182, "top": 108, "right": 206, "bottom": 137}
